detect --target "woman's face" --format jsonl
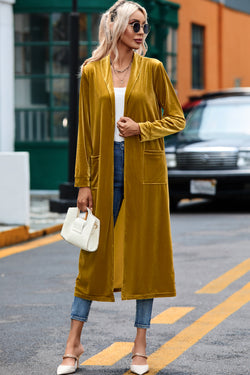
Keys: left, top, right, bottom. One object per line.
{"left": 119, "top": 9, "right": 146, "bottom": 50}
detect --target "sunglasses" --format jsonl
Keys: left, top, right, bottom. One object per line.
{"left": 129, "top": 22, "right": 150, "bottom": 34}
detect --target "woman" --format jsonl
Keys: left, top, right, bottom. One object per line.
{"left": 57, "top": 1, "right": 185, "bottom": 374}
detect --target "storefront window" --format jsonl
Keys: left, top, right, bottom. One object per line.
{"left": 79, "top": 45, "right": 88, "bottom": 67}
{"left": 166, "top": 27, "right": 177, "bottom": 87}
{"left": 15, "top": 78, "right": 50, "bottom": 108}
{"left": 15, "top": 45, "right": 49, "bottom": 75}
{"left": 79, "top": 14, "right": 87, "bottom": 41}
{"left": 15, "top": 14, "right": 49, "bottom": 42}
{"left": 91, "top": 13, "right": 101, "bottom": 41}
{"left": 52, "top": 46, "right": 70, "bottom": 74}
{"left": 53, "top": 79, "right": 69, "bottom": 107}
{"left": 52, "top": 13, "right": 69, "bottom": 41}
{"left": 53, "top": 111, "right": 69, "bottom": 139}
{"left": 14, "top": 12, "right": 101, "bottom": 142}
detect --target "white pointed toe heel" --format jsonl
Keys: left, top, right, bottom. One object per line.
{"left": 130, "top": 353, "right": 149, "bottom": 375}
{"left": 57, "top": 353, "right": 83, "bottom": 375}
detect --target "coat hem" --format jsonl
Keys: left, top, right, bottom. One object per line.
{"left": 121, "top": 291, "right": 176, "bottom": 300}
{"left": 74, "top": 291, "right": 115, "bottom": 302}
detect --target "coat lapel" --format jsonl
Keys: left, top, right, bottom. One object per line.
{"left": 100, "top": 55, "right": 115, "bottom": 126}
{"left": 101, "top": 55, "right": 113, "bottom": 101}
{"left": 125, "top": 53, "right": 142, "bottom": 108}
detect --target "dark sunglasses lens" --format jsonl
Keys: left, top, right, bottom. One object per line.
{"left": 143, "top": 24, "right": 150, "bottom": 34}
{"left": 133, "top": 22, "right": 141, "bottom": 33}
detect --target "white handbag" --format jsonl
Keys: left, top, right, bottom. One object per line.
{"left": 61, "top": 207, "right": 100, "bottom": 252}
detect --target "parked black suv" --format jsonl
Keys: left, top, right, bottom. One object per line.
{"left": 166, "top": 88, "right": 250, "bottom": 208}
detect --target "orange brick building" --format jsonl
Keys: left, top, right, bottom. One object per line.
{"left": 170, "top": 0, "right": 250, "bottom": 104}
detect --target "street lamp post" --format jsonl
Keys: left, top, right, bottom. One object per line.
{"left": 50, "top": 0, "right": 79, "bottom": 212}
{"left": 68, "top": 0, "right": 79, "bottom": 184}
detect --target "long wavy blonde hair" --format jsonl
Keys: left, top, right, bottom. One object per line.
{"left": 81, "top": 0, "right": 148, "bottom": 71}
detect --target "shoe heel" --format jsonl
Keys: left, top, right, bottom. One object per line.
{"left": 77, "top": 351, "right": 84, "bottom": 368}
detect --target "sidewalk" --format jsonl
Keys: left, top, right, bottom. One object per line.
{"left": 0, "top": 191, "right": 67, "bottom": 248}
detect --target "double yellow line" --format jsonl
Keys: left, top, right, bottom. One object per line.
{"left": 82, "top": 259, "right": 250, "bottom": 374}
{"left": 1, "top": 236, "right": 249, "bottom": 374}
{"left": 196, "top": 259, "right": 250, "bottom": 294}
{"left": 139, "top": 283, "right": 250, "bottom": 374}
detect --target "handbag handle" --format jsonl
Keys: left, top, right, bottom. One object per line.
{"left": 77, "top": 208, "right": 89, "bottom": 221}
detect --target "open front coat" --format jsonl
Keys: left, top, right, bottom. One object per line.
{"left": 74, "top": 53, "right": 185, "bottom": 302}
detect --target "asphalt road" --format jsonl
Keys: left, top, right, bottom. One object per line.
{"left": 0, "top": 199, "right": 250, "bottom": 375}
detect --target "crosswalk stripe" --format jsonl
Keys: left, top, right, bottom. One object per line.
{"left": 0, "top": 234, "right": 62, "bottom": 259}
{"left": 81, "top": 342, "right": 134, "bottom": 366}
{"left": 151, "top": 307, "right": 195, "bottom": 324}
{"left": 196, "top": 258, "right": 250, "bottom": 294}
{"left": 122, "top": 282, "right": 250, "bottom": 374}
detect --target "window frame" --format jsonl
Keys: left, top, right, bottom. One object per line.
{"left": 14, "top": 11, "right": 100, "bottom": 143}
{"left": 191, "top": 23, "right": 205, "bottom": 90}
{"left": 165, "top": 26, "right": 178, "bottom": 87}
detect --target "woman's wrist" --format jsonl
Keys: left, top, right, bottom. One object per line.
{"left": 78, "top": 186, "right": 91, "bottom": 192}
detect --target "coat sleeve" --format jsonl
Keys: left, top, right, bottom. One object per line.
{"left": 74, "top": 68, "right": 92, "bottom": 188}
{"left": 138, "top": 62, "right": 185, "bottom": 142}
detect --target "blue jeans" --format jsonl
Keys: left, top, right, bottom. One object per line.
{"left": 71, "top": 142, "right": 153, "bottom": 329}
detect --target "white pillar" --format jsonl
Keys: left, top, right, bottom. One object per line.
{"left": 0, "top": 152, "right": 30, "bottom": 225}
{"left": 0, "top": 0, "right": 15, "bottom": 151}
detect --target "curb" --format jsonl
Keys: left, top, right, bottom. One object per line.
{"left": 0, "top": 224, "right": 63, "bottom": 248}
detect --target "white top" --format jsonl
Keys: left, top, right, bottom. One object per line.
{"left": 114, "top": 87, "right": 126, "bottom": 142}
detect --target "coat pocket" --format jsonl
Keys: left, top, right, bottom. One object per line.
{"left": 90, "top": 155, "right": 100, "bottom": 189}
{"left": 143, "top": 150, "right": 167, "bottom": 184}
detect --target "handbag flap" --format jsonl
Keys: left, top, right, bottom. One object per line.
{"left": 72, "top": 217, "right": 87, "bottom": 233}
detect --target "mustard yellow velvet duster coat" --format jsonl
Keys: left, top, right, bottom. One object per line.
{"left": 74, "top": 52, "right": 185, "bottom": 302}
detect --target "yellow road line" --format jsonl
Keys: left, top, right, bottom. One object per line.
{"left": 0, "top": 234, "right": 62, "bottom": 259}
{"left": 196, "top": 258, "right": 250, "bottom": 294}
{"left": 151, "top": 307, "right": 195, "bottom": 324}
{"left": 122, "top": 283, "right": 250, "bottom": 374}
{"left": 81, "top": 342, "right": 134, "bottom": 366}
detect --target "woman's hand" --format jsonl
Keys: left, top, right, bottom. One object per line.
{"left": 117, "top": 117, "right": 141, "bottom": 137}
{"left": 77, "top": 187, "right": 93, "bottom": 212}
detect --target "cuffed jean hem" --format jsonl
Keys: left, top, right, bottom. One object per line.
{"left": 135, "top": 298, "right": 153, "bottom": 329}
{"left": 70, "top": 314, "right": 88, "bottom": 323}
{"left": 134, "top": 323, "right": 151, "bottom": 329}
{"left": 71, "top": 296, "right": 92, "bottom": 323}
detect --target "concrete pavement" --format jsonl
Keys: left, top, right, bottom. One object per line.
{"left": 0, "top": 191, "right": 66, "bottom": 247}
{"left": 0, "top": 200, "right": 250, "bottom": 374}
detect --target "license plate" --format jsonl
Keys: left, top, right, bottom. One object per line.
{"left": 190, "top": 179, "right": 217, "bottom": 195}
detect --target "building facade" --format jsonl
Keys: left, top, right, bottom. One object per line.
{"left": 0, "top": 0, "right": 250, "bottom": 189}
{"left": 171, "top": 0, "right": 250, "bottom": 103}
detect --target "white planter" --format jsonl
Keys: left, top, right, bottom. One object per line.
{"left": 0, "top": 152, "right": 30, "bottom": 225}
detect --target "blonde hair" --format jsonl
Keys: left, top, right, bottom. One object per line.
{"left": 81, "top": 0, "right": 148, "bottom": 70}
